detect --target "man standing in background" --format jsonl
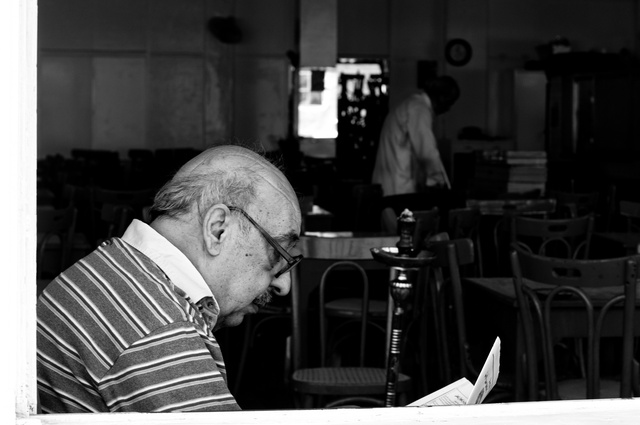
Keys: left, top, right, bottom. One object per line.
{"left": 372, "top": 75, "right": 460, "bottom": 196}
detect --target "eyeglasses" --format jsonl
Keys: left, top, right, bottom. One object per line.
{"left": 228, "top": 206, "right": 303, "bottom": 278}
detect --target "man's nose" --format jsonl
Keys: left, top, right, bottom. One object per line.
{"left": 271, "top": 272, "right": 291, "bottom": 297}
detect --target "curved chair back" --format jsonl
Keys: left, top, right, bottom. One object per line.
{"left": 290, "top": 234, "right": 413, "bottom": 407}
{"left": 37, "top": 206, "right": 77, "bottom": 281}
{"left": 319, "top": 261, "right": 370, "bottom": 366}
{"left": 448, "top": 207, "right": 483, "bottom": 276}
{"left": 510, "top": 246, "right": 639, "bottom": 400}
{"left": 510, "top": 214, "right": 594, "bottom": 259}
{"left": 466, "top": 198, "right": 557, "bottom": 276}
{"left": 292, "top": 234, "right": 397, "bottom": 370}
{"left": 620, "top": 200, "right": 640, "bottom": 233}
{"left": 425, "top": 238, "right": 475, "bottom": 384}
{"left": 91, "top": 188, "right": 156, "bottom": 243}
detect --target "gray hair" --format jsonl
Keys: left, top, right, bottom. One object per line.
{"left": 150, "top": 167, "right": 259, "bottom": 229}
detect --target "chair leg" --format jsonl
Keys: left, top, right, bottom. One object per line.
{"left": 294, "top": 393, "right": 316, "bottom": 409}
{"left": 633, "top": 359, "right": 640, "bottom": 396}
{"left": 233, "top": 313, "right": 291, "bottom": 396}
{"left": 574, "top": 338, "right": 587, "bottom": 378}
{"left": 284, "top": 335, "right": 292, "bottom": 387}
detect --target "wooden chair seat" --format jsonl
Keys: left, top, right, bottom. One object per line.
{"left": 292, "top": 367, "right": 411, "bottom": 395}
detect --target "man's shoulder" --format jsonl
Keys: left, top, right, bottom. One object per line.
{"left": 394, "top": 91, "right": 429, "bottom": 111}
{"left": 41, "top": 238, "right": 188, "bottom": 322}
{"left": 76, "top": 237, "right": 168, "bottom": 285}
{"left": 406, "top": 91, "right": 430, "bottom": 104}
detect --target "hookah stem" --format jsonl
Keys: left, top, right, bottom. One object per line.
{"left": 385, "top": 303, "right": 404, "bottom": 407}
{"left": 385, "top": 267, "right": 413, "bottom": 407}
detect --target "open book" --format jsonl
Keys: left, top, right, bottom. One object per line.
{"left": 407, "top": 337, "right": 501, "bottom": 407}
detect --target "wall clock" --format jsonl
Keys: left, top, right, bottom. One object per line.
{"left": 445, "top": 38, "right": 472, "bottom": 67}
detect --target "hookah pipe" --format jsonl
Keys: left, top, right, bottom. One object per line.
{"left": 371, "top": 209, "right": 434, "bottom": 407}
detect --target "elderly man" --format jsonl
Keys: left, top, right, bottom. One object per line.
{"left": 37, "top": 145, "right": 303, "bottom": 413}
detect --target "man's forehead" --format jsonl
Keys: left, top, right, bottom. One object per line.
{"left": 255, "top": 184, "right": 300, "bottom": 220}
{"left": 249, "top": 178, "right": 301, "bottom": 236}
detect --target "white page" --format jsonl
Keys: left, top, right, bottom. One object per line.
{"left": 467, "top": 337, "right": 501, "bottom": 405}
{"left": 407, "top": 336, "right": 501, "bottom": 407}
{"left": 407, "top": 378, "right": 473, "bottom": 407}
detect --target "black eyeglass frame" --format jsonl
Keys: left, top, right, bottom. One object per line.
{"left": 228, "top": 206, "right": 303, "bottom": 278}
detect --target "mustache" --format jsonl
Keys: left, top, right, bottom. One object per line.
{"left": 253, "top": 290, "right": 273, "bottom": 309}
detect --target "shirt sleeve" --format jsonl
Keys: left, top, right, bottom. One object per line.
{"left": 406, "top": 99, "right": 446, "bottom": 186}
{"left": 98, "top": 321, "right": 241, "bottom": 412}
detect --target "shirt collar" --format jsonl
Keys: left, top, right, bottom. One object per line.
{"left": 121, "top": 219, "right": 220, "bottom": 315}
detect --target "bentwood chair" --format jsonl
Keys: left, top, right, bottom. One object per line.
{"left": 91, "top": 187, "right": 156, "bottom": 243}
{"left": 232, "top": 296, "right": 292, "bottom": 397}
{"left": 60, "top": 184, "right": 94, "bottom": 253}
{"left": 467, "top": 197, "right": 557, "bottom": 276}
{"left": 426, "top": 237, "right": 513, "bottom": 401}
{"left": 448, "top": 207, "right": 483, "bottom": 276}
{"left": 37, "top": 206, "right": 78, "bottom": 296}
{"left": 589, "top": 200, "right": 640, "bottom": 258}
{"left": 290, "top": 235, "right": 412, "bottom": 408}
{"left": 510, "top": 214, "right": 595, "bottom": 260}
{"left": 548, "top": 190, "right": 599, "bottom": 219}
{"left": 509, "top": 214, "right": 595, "bottom": 397}
{"left": 620, "top": 200, "right": 640, "bottom": 233}
{"left": 510, "top": 246, "right": 640, "bottom": 400}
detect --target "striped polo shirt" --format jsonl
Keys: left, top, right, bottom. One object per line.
{"left": 37, "top": 231, "right": 241, "bottom": 412}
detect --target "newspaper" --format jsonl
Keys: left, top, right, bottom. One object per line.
{"left": 407, "top": 337, "right": 501, "bottom": 407}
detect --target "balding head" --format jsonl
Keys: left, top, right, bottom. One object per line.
{"left": 149, "top": 145, "right": 302, "bottom": 329}
{"left": 151, "top": 145, "right": 299, "bottom": 223}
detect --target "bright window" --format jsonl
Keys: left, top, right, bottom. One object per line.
{"left": 296, "top": 60, "right": 386, "bottom": 141}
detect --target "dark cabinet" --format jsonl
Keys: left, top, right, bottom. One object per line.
{"left": 546, "top": 69, "right": 640, "bottom": 160}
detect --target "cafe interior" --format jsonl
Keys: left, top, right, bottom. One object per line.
{"left": 35, "top": 0, "right": 640, "bottom": 414}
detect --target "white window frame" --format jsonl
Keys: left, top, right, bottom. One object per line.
{"left": 5, "top": 1, "right": 640, "bottom": 424}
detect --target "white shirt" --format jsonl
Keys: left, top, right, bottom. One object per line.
{"left": 121, "top": 219, "right": 220, "bottom": 313}
{"left": 371, "top": 91, "right": 446, "bottom": 196}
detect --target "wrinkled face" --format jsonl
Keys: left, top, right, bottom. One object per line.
{"left": 214, "top": 182, "right": 302, "bottom": 329}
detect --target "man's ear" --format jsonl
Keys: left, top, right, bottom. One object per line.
{"left": 202, "top": 204, "right": 230, "bottom": 256}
